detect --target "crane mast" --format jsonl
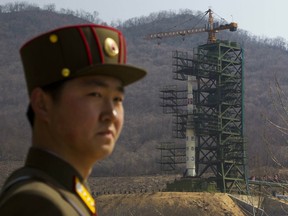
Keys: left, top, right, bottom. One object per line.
{"left": 207, "top": 8, "right": 216, "bottom": 43}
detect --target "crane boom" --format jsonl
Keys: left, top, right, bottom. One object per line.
{"left": 145, "top": 9, "right": 237, "bottom": 43}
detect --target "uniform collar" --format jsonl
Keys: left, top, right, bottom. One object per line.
{"left": 25, "top": 147, "right": 85, "bottom": 192}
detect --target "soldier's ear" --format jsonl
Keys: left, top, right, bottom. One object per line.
{"left": 30, "top": 88, "right": 51, "bottom": 122}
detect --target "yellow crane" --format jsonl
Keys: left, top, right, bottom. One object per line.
{"left": 145, "top": 9, "right": 237, "bottom": 43}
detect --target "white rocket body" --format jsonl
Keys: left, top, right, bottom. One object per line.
{"left": 186, "top": 75, "right": 196, "bottom": 176}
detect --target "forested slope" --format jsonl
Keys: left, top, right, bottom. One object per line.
{"left": 1, "top": 3, "right": 288, "bottom": 176}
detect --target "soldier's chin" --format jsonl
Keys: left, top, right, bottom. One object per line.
{"left": 95, "top": 145, "right": 115, "bottom": 161}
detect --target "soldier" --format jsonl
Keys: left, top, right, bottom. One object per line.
{"left": 0, "top": 24, "right": 146, "bottom": 216}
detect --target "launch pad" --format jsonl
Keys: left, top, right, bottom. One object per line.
{"left": 165, "top": 177, "right": 217, "bottom": 192}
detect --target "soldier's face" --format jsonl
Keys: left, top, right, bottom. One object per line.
{"left": 47, "top": 75, "right": 124, "bottom": 163}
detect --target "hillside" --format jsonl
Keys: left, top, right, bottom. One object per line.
{"left": 0, "top": 3, "right": 288, "bottom": 179}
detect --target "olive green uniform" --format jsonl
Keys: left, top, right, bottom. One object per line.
{"left": 0, "top": 148, "right": 97, "bottom": 216}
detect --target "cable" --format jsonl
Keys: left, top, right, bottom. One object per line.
{"left": 212, "top": 10, "right": 229, "bottom": 25}
{"left": 167, "top": 11, "right": 207, "bottom": 31}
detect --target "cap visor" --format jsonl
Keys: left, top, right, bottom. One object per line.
{"left": 74, "top": 64, "right": 146, "bottom": 86}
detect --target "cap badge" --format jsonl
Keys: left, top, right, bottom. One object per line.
{"left": 104, "top": 37, "right": 119, "bottom": 57}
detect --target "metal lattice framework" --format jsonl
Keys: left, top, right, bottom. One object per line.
{"left": 158, "top": 85, "right": 187, "bottom": 172}
{"left": 159, "top": 41, "right": 248, "bottom": 193}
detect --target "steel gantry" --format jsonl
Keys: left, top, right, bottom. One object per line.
{"left": 152, "top": 9, "right": 248, "bottom": 193}
{"left": 159, "top": 41, "right": 248, "bottom": 193}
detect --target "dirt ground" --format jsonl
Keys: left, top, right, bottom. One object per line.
{"left": 96, "top": 192, "right": 245, "bottom": 216}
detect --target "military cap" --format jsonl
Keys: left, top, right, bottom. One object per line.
{"left": 20, "top": 24, "right": 146, "bottom": 95}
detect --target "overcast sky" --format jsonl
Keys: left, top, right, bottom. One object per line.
{"left": 0, "top": 0, "right": 287, "bottom": 40}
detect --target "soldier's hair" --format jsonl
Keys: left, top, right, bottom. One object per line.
{"left": 27, "top": 80, "right": 68, "bottom": 127}
{"left": 42, "top": 79, "right": 68, "bottom": 102}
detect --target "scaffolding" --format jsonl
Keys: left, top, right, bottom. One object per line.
{"left": 159, "top": 40, "right": 248, "bottom": 193}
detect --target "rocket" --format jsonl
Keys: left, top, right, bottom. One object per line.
{"left": 186, "top": 75, "right": 196, "bottom": 177}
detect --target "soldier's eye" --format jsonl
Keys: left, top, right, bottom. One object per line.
{"left": 88, "top": 92, "right": 102, "bottom": 97}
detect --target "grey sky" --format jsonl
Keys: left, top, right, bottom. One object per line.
{"left": 0, "top": 0, "right": 287, "bottom": 39}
